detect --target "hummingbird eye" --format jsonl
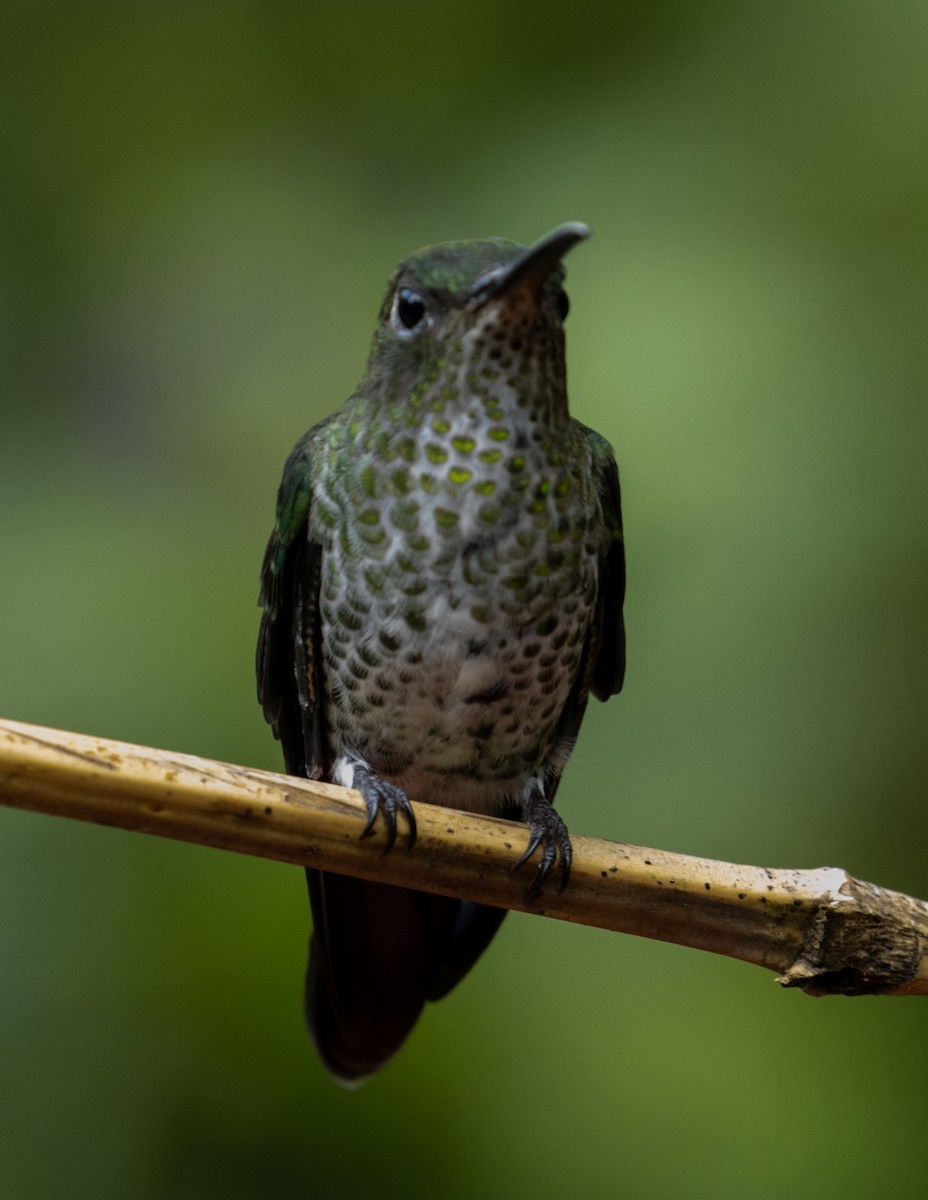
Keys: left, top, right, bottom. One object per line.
{"left": 394, "top": 288, "right": 428, "bottom": 334}
{"left": 555, "top": 288, "right": 570, "bottom": 321}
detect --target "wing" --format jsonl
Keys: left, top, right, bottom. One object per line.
{"left": 256, "top": 428, "right": 327, "bottom": 779}
{"left": 543, "top": 423, "right": 626, "bottom": 785}
{"left": 585, "top": 425, "right": 626, "bottom": 701}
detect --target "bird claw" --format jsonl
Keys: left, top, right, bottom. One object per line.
{"left": 354, "top": 767, "right": 417, "bottom": 853}
{"left": 511, "top": 794, "right": 572, "bottom": 900}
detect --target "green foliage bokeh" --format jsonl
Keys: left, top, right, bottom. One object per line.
{"left": 2, "top": 3, "right": 927, "bottom": 1197}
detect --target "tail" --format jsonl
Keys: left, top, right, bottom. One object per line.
{"left": 304, "top": 869, "right": 507, "bottom": 1084}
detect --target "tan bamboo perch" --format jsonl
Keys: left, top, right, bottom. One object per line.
{"left": 1, "top": 717, "right": 926, "bottom": 996}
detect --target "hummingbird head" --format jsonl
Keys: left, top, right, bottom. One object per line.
{"left": 363, "top": 223, "right": 590, "bottom": 416}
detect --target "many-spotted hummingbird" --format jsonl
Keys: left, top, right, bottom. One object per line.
{"left": 257, "top": 223, "right": 625, "bottom": 1083}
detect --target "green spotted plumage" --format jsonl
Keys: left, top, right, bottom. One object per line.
{"left": 258, "top": 224, "right": 625, "bottom": 1083}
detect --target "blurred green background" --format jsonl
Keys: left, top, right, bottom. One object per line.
{"left": 2, "top": 2, "right": 927, "bottom": 1197}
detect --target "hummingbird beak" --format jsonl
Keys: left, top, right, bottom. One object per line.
{"left": 467, "top": 222, "right": 590, "bottom": 309}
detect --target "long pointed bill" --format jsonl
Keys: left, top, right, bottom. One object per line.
{"left": 467, "top": 221, "right": 590, "bottom": 308}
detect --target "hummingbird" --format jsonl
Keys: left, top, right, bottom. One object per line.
{"left": 257, "top": 222, "right": 625, "bottom": 1084}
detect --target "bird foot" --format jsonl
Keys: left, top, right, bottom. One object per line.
{"left": 511, "top": 791, "right": 572, "bottom": 900}
{"left": 353, "top": 765, "right": 417, "bottom": 854}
